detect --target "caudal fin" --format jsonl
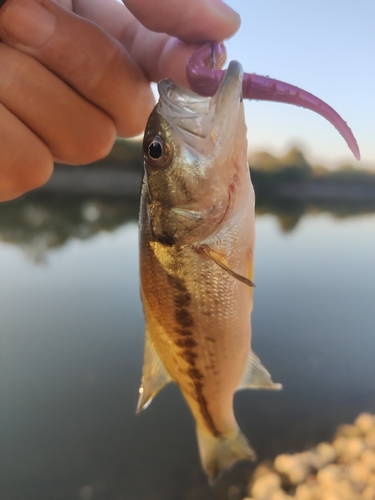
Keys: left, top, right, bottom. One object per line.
{"left": 196, "top": 428, "right": 256, "bottom": 481}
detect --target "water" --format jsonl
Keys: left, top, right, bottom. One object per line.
{"left": 0, "top": 194, "right": 374, "bottom": 500}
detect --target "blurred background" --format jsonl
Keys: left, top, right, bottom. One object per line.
{"left": 0, "top": 1, "right": 374, "bottom": 499}
{"left": 224, "top": 0, "right": 375, "bottom": 167}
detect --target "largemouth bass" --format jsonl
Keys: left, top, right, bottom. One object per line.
{"left": 138, "top": 61, "right": 281, "bottom": 480}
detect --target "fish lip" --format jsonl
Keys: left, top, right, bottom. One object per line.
{"left": 209, "top": 60, "right": 243, "bottom": 119}
{"left": 157, "top": 61, "right": 243, "bottom": 140}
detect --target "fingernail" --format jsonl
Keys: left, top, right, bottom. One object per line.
{"left": 0, "top": 0, "right": 56, "bottom": 48}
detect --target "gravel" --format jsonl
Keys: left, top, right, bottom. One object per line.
{"left": 245, "top": 413, "right": 375, "bottom": 500}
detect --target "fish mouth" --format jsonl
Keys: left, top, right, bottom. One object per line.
{"left": 157, "top": 61, "right": 243, "bottom": 145}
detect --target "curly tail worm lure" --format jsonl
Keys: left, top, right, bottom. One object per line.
{"left": 187, "top": 42, "right": 360, "bottom": 160}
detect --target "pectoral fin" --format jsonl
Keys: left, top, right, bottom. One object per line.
{"left": 137, "top": 326, "right": 172, "bottom": 413}
{"left": 200, "top": 244, "right": 255, "bottom": 288}
{"left": 238, "top": 351, "right": 282, "bottom": 391}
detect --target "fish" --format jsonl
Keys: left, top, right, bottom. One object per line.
{"left": 137, "top": 60, "right": 281, "bottom": 480}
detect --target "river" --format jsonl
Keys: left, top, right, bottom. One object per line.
{"left": 0, "top": 194, "right": 374, "bottom": 500}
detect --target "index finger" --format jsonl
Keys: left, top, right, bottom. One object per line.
{"left": 74, "top": 0, "right": 240, "bottom": 44}
{"left": 72, "top": 0, "right": 229, "bottom": 87}
{"left": 121, "top": 0, "right": 240, "bottom": 43}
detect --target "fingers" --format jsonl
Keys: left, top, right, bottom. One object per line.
{"left": 72, "top": 0, "right": 128, "bottom": 41}
{"left": 74, "top": 0, "right": 240, "bottom": 44}
{"left": 121, "top": 0, "right": 240, "bottom": 43}
{"left": 73, "top": 0, "right": 227, "bottom": 87}
{"left": 0, "top": 0, "right": 238, "bottom": 203}
{"left": 73, "top": 0, "right": 196, "bottom": 86}
{"left": 0, "top": 103, "right": 53, "bottom": 202}
{"left": 123, "top": 31, "right": 199, "bottom": 87}
{"left": 0, "top": 0, "right": 155, "bottom": 137}
{"left": 0, "top": 43, "right": 116, "bottom": 165}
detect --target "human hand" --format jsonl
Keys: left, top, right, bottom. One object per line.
{"left": 0, "top": 0, "right": 240, "bottom": 201}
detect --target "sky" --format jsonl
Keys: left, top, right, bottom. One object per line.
{"left": 212, "top": 0, "right": 375, "bottom": 168}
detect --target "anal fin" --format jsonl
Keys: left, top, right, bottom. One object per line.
{"left": 238, "top": 350, "right": 282, "bottom": 391}
{"left": 137, "top": 326, "right": 172, "bottom": 413}
{"left": 199, "top": 244, "right": 255, "bottom": 288}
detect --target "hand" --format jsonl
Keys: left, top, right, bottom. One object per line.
{"left": 0, "top": 0, "right": 240, "bottom": 201}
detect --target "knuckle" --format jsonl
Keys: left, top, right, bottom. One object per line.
{"left": 29, "top": 159, "right": 54, "bottom": 190}
{"left": 19, "top": 148, "right": 54, "bottom": 191}
{"left": 57, "top": 116, "right": 117, "bottom": 165}
{"left": 0, "top": 142, "right": 53, "bottom": 201}
{"left": 87, "top": 42, "right": 123, "bottom": 93}
{"left": 115, "top": 85, "right": 155, "bottom": 138}
{"left": 0, "top": 45, "right": 38, "bottom": 92}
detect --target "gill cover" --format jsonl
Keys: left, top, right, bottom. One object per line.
{"left": 142, "top": 61, "right": 246, "bottom": 248}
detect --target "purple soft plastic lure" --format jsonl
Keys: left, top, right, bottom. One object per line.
{"left": 187, "top": 42, "right": 360, "bottom": 160}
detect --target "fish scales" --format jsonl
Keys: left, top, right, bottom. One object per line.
{"left": 140, "top": 196, "right": 253, "bottom": 434}
{"left": 138, "top": 61, "right": 281, "bottom": 480}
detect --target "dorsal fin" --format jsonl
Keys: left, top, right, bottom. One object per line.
{"left": 238, "top": 350, "right": 282, "bottom": 391}
{"left": 136, "top": 326, "right": 172, "bottom": 413}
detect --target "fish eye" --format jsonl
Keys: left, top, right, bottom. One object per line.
{"left": 149, "top": 141, "right": 163, "bottom": 160}
{"left": 144, "top": 135, "right": 172, "bottom": 169}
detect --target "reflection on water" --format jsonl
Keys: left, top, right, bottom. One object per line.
{"left": 0, "top": 191, "right": 375, "bottom": 500}
{"left": 1, "top": 188, "right": 375, "bottom": 262}
{"left": 0, "top": 195, "right": 138, "bottom": 262}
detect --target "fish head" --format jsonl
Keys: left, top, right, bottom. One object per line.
{"left": 143, "top": 61, "right": 249, "bottom": 246}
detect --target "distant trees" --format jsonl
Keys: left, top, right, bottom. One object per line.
{"left": 248, "top": 147, "right": 375, "bottom": 184}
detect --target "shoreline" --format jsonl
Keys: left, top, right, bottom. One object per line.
{"left": 37, "top": 163, "right": 375, "bottom": 203}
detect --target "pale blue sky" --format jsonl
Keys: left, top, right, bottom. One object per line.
{"left": 223, "top": 0, "right": 375, "bottom": 167}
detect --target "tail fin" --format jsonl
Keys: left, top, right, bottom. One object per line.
{"left": 196, "top": 428, "right": 256, "bottom": 481}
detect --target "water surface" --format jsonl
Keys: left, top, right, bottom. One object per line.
{"left": 0, "top": 196, "right": 374, "bottom": 500}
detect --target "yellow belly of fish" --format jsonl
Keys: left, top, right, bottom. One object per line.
{"left": 140, "top": 232, "right": 254, "bottom": 436}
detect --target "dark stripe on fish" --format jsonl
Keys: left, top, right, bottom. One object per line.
{"left": 168, "top": 273, "right": 219, "bottom": 436}
{"left": 183, "top": 341, "right": 219, "bottom": 436}
{"left": 188, "top": 368, "right": 204, "bottom": 380}
{"left": 174, "top": 292, "right": 191, "bottom": 308}
{"left": 175, "top": 337, "right": 197, "bottom": 349}
{"left": 167, "top": 274, "right": 188, "bottom": 292}
{"left": 175, "top": 308, "right": 194, "bottom": 328}
{"left": 182, "top": 350, "right": 198, "bottom": 365}
{"left": 170, "top": 276, "right": 194, "bottom": 328}
{"left": 175, "top": 328, "right": 193, "bottom": 337}
{"left": 194, "top": 380, "right": 220, "bottom": 437}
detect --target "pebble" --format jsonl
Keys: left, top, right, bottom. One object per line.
{"left": 247, "top": 413, "right": 375, "bottom": 500}
{"left": 332, "top": 436, "right": 364, "bottom": 462}
{"left": 346, "top": 460, "right": 369, "bottom": 485}
{"left": 250, "top": 472, "right": 281, "bottom": 499}
{"left": 365, "top": 429, "right": 375, "bottom": 449}
{"left": 354, "top": 413, "right": 374, "bottom": 434}
{"left": 362, "top": 449, "right": 375, "bottom": 471}
{"left": 362, "top": 486, "right": 375, "bottom": 500}
{"left": 274, "top": 453, "right": 310, "bottom": 485}
{"left": 335, "top": 424, "right": 361, "bottom": 438}
{"left": 311, "top": 442, "right": 336, "bottom": 469}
